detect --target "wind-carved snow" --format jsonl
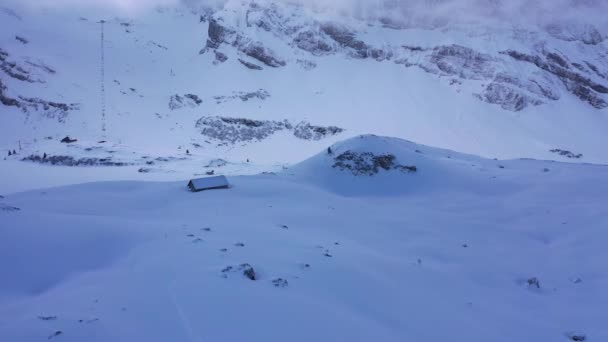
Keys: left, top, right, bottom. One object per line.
{"left": 195, "top": 116, "right": 344, "bottom": 143}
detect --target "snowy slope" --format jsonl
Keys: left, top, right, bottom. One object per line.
{"left": 1, "top": 0, "right": 607, "bottom": 175}
{"left": 1, "top": 135, "right": 607, "bottom": 341}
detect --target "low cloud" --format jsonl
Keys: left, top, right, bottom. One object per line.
{"left": 2, "top": 0, "right": 607, "bottom": 28}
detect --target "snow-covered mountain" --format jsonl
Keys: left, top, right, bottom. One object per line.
{"left": 3, "top": 2, "right": 608, "bottom": 341}
{"left": 1, "top": 0, "right": 608, "bottom": 181}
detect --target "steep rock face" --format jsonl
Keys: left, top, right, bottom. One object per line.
{"left": 425, "top": 45, "right": 496, "bottom": 80}
{"left": 293, "top": 30, "right": 335, "bottom": 56}
{"left": 502, "top": 49, "right": 608, "bottom": 109}
{"left": 192, "top": 1, "right": 608, "bottom": 113}
{"left": 320, "top": 23, "right": 369, "bottom": 59}
{"left": 1, "top": 47, "right": 79, "bottom": 121}
{"left": 202, "top": 18, "right": 286, "bottom": 68}
{"left": 0, "top": 79, "right": 79, "bottom": 122}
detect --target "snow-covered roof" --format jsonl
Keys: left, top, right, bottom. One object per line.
{"left": 188, "top": 175, "right": 229, "bottom": 192}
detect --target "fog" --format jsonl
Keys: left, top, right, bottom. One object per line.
{"left": 2, "top": 0, "right": 607, "bottom": 28}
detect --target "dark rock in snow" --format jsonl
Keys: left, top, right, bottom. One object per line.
{"left": 332, "top": 151, "right": 417, "bottom": 176}
{"left": 214, "top": 51, "right": 228, "bottom": 63}
{"left": 320, "top": 23, "right": 369, "bottom": 58}
{"left": 196, "top": 116, "right": 344, "bottom": 144}
{"left": 272, "top": 278, "right": 288, "bottom": 288}
{"left": 48, "top": 331, "right": 63, "bottom": 339}
{"left": 238, "top": 59, "right": 263, "bottom": 70}
{"left": 23, "top": 154, "right": 130, "bottom": 167}
{"left": 550, "top": 149, "right": 583, "bottom": 159}
{"left": 15, "top": 36, "right": 28, "bottom": 44}
{"left": 60, "top": 136, "right": 77, "bottom": 143}
{"left": 169, "top": 93, "right": 202, "bottom": 110}
{"left": 527, "top": 277, "right": 540, "bottom": 288}
{"left": 241, "top": 264, "right": 256, "bottom": 280}
{"left": 213, "top": 89, "right": 270, "bottom": 104}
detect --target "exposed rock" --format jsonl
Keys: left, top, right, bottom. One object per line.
{"left": 550, "top": 149, "right": 583, "bottom": 159}
{"left": 238, "top": 59, "right": 263, "bottom": 70}
{"left": 333, "top": 151, "right": 417, "bottom": 176}
{"left": 294, "top": 30, "right": 334, "bottom": 56}
{"left": 196, "top": 116, "right": 290, "bottom": 143}
{"left": 214, "top": 51, "right": 228, "bottom": 63}
{"left": 526, "top": 277, "right": 540, "bottom": 288}
{"left": 238, "top": 39, "right": 286, "bottom": 68}
{"left": 169, "top": 93, "right": 202, "bottom": 110}
{"left": 293, "top": 122, "right": 344, "bottom": 141}
{"left": 477, "top": 82, "right": 543, "bottom": 111}
{"left": 245, "top": 2, "right": 301, "bottom": 36}
{"left": 296, "top": 59, "right": 317, "bottom": 70}
{"left": 195, "top": 116, "right": 344, "bottom": 143}
{"left": 204, "top": 18, "right": 285, "bottom": 68}
{"left": 206, "top": 18, "right": 234, "bottom": 50}
{"left": 213, "top": 89, "right": 270, "bottom": 104}
{"left": 426, "top": 45, "right": 496, "bottom": 80}
{"left": 15, "top": 36, "right": 28, "bottom": 44}
{"left": 320, "top": 23, "right": 369, "bottom": 58}
{"left": 22, "top": 154, "right": 130, "bottom": 167}
{"left": 272, "top": 278, "right": 289, "bottom": 288}
{"left": 502, "top": 49, "right": 608, "bottom": 109}
{"left": 0, "top": 203, "right": 20, "bottom": 212}
{"left": 241, "top": 264, "right": 256, "bottom": 280}
{"left": 0, "top": 48, "right": 40, "bottom": 83}
{"left": 60, "top": 136, "right": 77, "bottom": 143}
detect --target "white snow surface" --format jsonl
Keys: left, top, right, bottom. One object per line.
{"left": 1, "top": 135, "right": 607, "bottom": 341}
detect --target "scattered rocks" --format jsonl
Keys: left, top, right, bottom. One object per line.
{"left": 221, "top": 264, "right": 257, "bottom": 281}
{"left": 550, "top": 149, "right": 583, "bottom": 159}
{"left": 22, "top": 155, "right": 130, "bottom": 167}
{"left": 272, "top": 278, "right": 288, "bottom": 288}
{"left": 169, "top": 93, "right": 202, "bottom": 110}
{"left": 0, "top": 203, "right": 20, "bottom": 212}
